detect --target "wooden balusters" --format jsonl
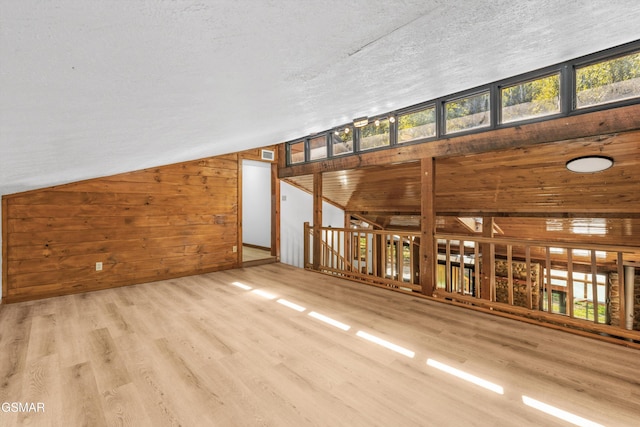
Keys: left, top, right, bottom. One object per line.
{"left": 567, "top": 250, "right": 574, "bottom": 317}
{"left": 304, "top": 226, "right": 639, "bottom": 335}
{"left": 507, "top": 245, "right": 514, "bottom": 305}
{"left": 590, "top": 250, "right": 599, "bottom": 323}
{"left": 545, "top": 247, "right": 552, "bottom": 313}
{"left": 525, "top": 246, "right": 533, "bottom": 310}
{"left": 617, "top": 252, "right": 625, "bottom": 328}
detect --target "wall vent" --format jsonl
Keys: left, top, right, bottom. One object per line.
{"left": 261, "top": 149, "right": 275, "bottom": 161}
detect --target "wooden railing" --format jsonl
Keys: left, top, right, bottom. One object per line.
{"left": 304, "top": 223, "right": 422, "bottom": 291}
{"left": 304, "top": 224, "right": 640, "bottom": 339}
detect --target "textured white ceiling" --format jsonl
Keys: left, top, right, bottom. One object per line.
{"left": 1, "top": 0, "right": 639, "bottom": 195}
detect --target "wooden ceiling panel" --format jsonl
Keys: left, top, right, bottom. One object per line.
{"left": 435, "top": 131, "right": 640, "bottom": 215}
{"left": 490, "top": 217, "right": 640, "bottom": 246}
{"left": 331, "top": 164, "right": 421, "bottom": 213}
{"left": 285, "top": 130, "right": 640, "bottom": 220}
{"left": 286, "top": 163, "right": 422, "bottom": 213}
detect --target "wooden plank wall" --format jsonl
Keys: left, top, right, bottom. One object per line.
{"left": 2, "top": 153, "right": 240, "bottom": 303}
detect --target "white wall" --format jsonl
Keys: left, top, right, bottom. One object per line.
{"left": 242, "top": 160, "right": 271, "bottom": 248}
{"left": 280, "top": 181, "right": 344, "bottom": 268}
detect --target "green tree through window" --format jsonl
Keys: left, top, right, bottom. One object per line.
{"left": 577, "top": 52, "right": 640, "bottom": 107}
{"left": 501, "top": 74, "right": 560, "bottom": 123}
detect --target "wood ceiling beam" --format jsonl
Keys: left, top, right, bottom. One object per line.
{"left": 349, "top": 210, "right": 421, "bottom": 216}
{"left": 348, "top": 213, "right": 384, "bottom": 229}
{"left": 347, "top": 211, "right": 640, "bottom": 218}
{"left": 279, "top": 104, "right": 640, "bottom": 178}
{"left": 281, "top": 177, "right": 346, "bottom": 211}
{"left": 438, "top": 211, "right": 640, "bottom": 218}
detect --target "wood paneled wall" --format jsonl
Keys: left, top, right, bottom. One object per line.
{"left": 2, "top": 153, "right": 240, "bottom": 303}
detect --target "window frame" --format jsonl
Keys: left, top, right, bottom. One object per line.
{"left": 498, "top": 71, "right": 563, "bottom": 125}
{"left": 287, "top": 139, "right": 306, "bottom": 165}
{"left": 331, "top": 126, "right": 355, "bottom": 157}
{"left": 573, "top": 48, "right": 640, "bottom": 111}
{"left": 442, "top": 89, "right": 492, "bottom": 136}
{"left": 283, "top": 40, "right": 640, "bottom": 167}
{"left": 307, "top": 134, "right": 329, "bottom": 162}
{"left": 395, "top": 104, "right": 438, "bottom": 145}
{"left": 356, "top": 116, "right": 393, "bottom": 153}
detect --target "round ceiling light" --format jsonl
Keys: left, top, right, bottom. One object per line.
{"left": 565, "top": 156, "right": 613, "bottom": 173}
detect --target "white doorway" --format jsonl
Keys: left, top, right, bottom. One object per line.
{"left": 242, "top": 160, "right": 274, "bottom": 264}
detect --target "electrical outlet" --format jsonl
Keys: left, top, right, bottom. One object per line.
{"left": 232, "top": 246, "right": 237, "bottom": 253}
{"left": 96, "top": 262, "right": 103, "bottom": 271}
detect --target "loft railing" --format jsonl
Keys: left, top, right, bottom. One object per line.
{"left": 435, "top": 233, "right": 639, "bottom": 329}
{"left": 304, "top": 223, "right": 422, "bottom": 291}
{"left": 304, "top": 224, "right": 640, "bottom": 339}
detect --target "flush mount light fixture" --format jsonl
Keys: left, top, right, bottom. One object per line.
{"left": 565, "top": 156, "right": 613, "bottom": 173}
{"left": 353, "top": 116, "right": 368, "bottom": 128}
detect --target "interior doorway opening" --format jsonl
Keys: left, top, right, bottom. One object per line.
{"left": 241, "top": 159, "right": 277, "bottom": 266}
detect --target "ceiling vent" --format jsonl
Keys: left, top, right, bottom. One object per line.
{"left": 261, "top": 149, "right": 275, "bottom": 161}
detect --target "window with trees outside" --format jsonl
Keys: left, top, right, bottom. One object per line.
{"left": 576, "top": 51, "right": 640, "bottom": 108}
{"left": 445, "top": 91, "right": 490, "bottom": 134}
{"left": 501, "top": 73, "right": 560, "bottom": 123}
{"left": 332, "top": 127, "right": 353, "bottom": 156}
{"left": 359, "top": 118, "right": 390, "bottom": 150}
{"left": 285, "top": 44, "right": 639, "bottom": 166}
{"left": 398, "top": 106, "right": 436, "bottom": 143}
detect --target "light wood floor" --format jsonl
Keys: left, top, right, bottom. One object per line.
{"left": 1, "top": 263, "right": 639, "bottom": 426}
{"left": 242, "top": 245, "right": 276, "bottom": 267}
{"left": 242, "top": 246, "right": 272, "bottom": 262}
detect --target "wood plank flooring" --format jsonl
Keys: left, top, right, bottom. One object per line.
{"left": 1, "top": 263, "right": 639, "bottom": 426}
{"left": 242, "top": 246, "right": 272, "bottom": 262}
{"left": 242, "top": 246, "right": 276, "bottom": 267}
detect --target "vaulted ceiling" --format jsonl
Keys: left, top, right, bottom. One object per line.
{"left": 1, "top": 1, "right": 640, "bottom": 196}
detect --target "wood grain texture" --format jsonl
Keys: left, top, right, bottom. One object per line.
{"left": 420, "top": 157, "right": 436, "bottom": 295}
{"left": 238, "top": 145, "right": 278, "bottom": 163}
{"left": 2, "top": 196, "right": 8, "bottom": 299}
{"left": 0, "top": 264, "right": 638, "bottom": 426}
{"left": 237, "top": 154, "right": 244, "bottom": 270}
{"left": 313, "top": 173, "right": 322, "bottom": 270}
{"left": 271, "top": 163, "right": 280, "bottom": 259}
{"left": 285, "top": 129, "right": 640, "bottom": 218}
{"left": 3, "top": 153, "right": 240, "bottom": 303}
{"left": 279, "top": 103, "right": 640, "bottom": 177}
